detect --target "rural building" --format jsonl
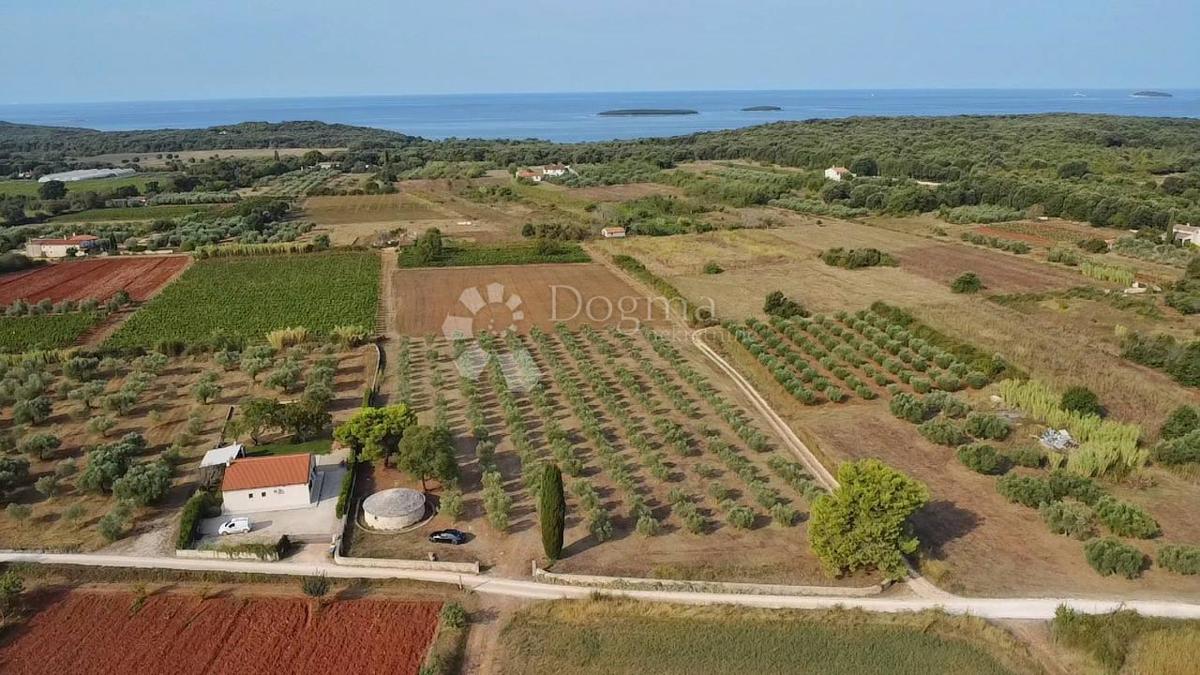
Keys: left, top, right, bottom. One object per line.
{"left": 824, "top": 166, "right": 853, "bottom": 181}
{"left": 199, "top": 443, "right": 245, "bottom": 486}
{"left": 24, "top": 234, "right": 101, "bottom": 259}
{"left": 362, "top": 488, "right": 427, "bottom": 530}
{"left": 37, "top": 168, "right": 136, "bottom": 183}
{"left": 515, "top": 164, "right": 574, "bottom": 183}
{"left": 220, "top": 453, "right": 316, "bottom": 514}
{"left": 1172, "top": 223, "right": 1200, "bottom": 246}
{"left": 601, "top": 226, "right": 627, "bottom": 238}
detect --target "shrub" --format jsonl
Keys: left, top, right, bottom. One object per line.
{"left": 763, "top": 291, "right": 809, "bottom": 319}
{"left": 956, "top": 443, "right": 1008, "bottom": 475}
{"left": 1047, "top": 469, "right": 1104, "bottom": 505}
{"left": 997, "top": 474, "right": 1054, "bottom": 507}
{"left": 1084, "top": 537, "right": 1146, "bottom": 578}
{"left": 301, "top": 573, "right": 331, "bottom": 597}
{"left": 1152, "top": 429, "right": 1200, "bottom": 465}
{"left": 923, "top": 391, "right": 970, "bottom": 418}
{"left": 1157, "top": 544, "right": 1200, "bottom": 575}
{"left": 726, "top": 505, "right": 755, "bottom": 529}
{"left": 334, "top": 466, "right": 355, "bottom": 518}
{"left": 819, "top": 247, "right": 897, "bottom": 269}
{"left": 702, "top": 261, "right": 724, "bottom": 274}
{"left": 5, "top": 503, "right": 31, "bottom": 521}
{"left": 1040, "top": 501, "right": 1095, "bottom": 540}
{"left": 440, "top": 489, "right": 464, "bottom": 520}
{"left": 1078, "top": 238, "right": 1109, "bottom": 253}
{"left": 112, "top": 461, "right": 172, "bottom": 506}
{"left": 1008, "top": 446, "right": 1044, "bottom": 468}
{"left": 889, "top": 392, "right": 927, "bottom": 423}
{"left": 950, "top": 272, "right": 982, "bottom": 294}
{"left": 1094, "top": 496, "right": 1160, "bottom": 539}
{"left": 439, "top": 602, "right": 469, "bottom": 629}
{"left": 964, "top": 412, "right": 1012, "bottom": 440}
{"left": 770, "top": 502, "right": 797, "bottom": 526}
{"left": 635, "top": 514, "right": 660, "bottom": 536}
{"left": 588, "top": 509, "right": 613, "bottom": 542}
{"left": 97, "top": 504, "right": 132, "bottom": 542}
{"left": 1160, "top": 405, "right": 1200, "bottom": 440}
{"left": 918, "top": 418, "right": 966, "bottom": 446}
{"left": 1061, "top": 386, "right": 1102, "bottom": 416}
{"left": 177, "top": 490, "right": 218, "bottom": 549}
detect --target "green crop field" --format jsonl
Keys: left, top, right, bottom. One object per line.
{"left": 500, "top": 601, "right": 1032, "bottom": 675}
{"left": 0, "top": 313, "right": 101, "bottom": 353}
{"left": 0, "top": 173, "right": 175, "bottom": 198}
{"left": 49, "top": 204, "right": 213, "bottom": 222}
{"left": 106, "top": 251, "right": 379, "bottom": 347}
{"left": 397, "top": 241, "right": 589, "bottom": 268}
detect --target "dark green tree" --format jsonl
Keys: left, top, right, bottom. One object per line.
{"left": 37, "top": 180, "right": 66, "bottom": 200}
{"left": 539, "top": 463, "right": 565, "bottom": 561}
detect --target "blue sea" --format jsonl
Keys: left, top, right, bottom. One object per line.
{"left": 1, "top": 89, "right": 1197, "bottom": 143}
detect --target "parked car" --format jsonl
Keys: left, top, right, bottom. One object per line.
{"left": 218, "top": 517, "right": 251, "bottom": 535}
{"left": 428, "top": 529, "right": 467, "bottom": 545}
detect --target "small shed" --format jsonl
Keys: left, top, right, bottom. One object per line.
{"left": 199, "top": 443, "right": 245, "bottom": 486}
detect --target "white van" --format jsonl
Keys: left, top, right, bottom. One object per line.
{"left": 217, "top": 517, "right": 251, "bottom": 535}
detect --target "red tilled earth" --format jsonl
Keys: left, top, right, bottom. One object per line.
{"left": 0, "top": 256, "right": 189, "bottom": 304}
{"left": 0, "top": 591, "right": 441, "bottom": 675}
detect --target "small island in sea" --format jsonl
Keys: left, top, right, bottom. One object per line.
{"left": 741, "top": 105, "right": 782, "bottom": 111}
{"left": 1132, "top": 90, "right": 1172, "bottom": 98}
{"left": 597, "top": 109, "right": 699, "bottom": 116}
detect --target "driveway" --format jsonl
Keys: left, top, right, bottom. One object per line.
{"left": 197, "top": 459, "right": 346, "bottom": 546}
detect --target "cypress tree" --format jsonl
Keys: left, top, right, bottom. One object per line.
{"left": 539, "top": 463, "right": 565, "bottom": 561}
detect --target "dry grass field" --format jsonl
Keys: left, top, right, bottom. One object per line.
{"left": 0, "top": 346, "right": 371, "bottom": 552}
{"left": 390, "top": 263, "right": 676, "bottom": 336}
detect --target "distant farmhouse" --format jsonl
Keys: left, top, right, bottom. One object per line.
{"left": 25, "top": 234, "right": 101, "bottom": 259}
{"left": 38, "top": 168, "right": 137, "bottom": 183}
{"left": 824, "top": 166, "right": 853, "bottom": 181}
{"left": 1172, "top": 223, "right": 1200, "bottom": 246}
{"left": 601, "top": 226, "right": 627, "bottom": 239}
{"left": 516, "top": 163, "right": 575, "bottom": 183}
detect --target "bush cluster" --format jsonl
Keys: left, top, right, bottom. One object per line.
{"left": 1084, "top": 537, "right": 1147, "bottom": 578}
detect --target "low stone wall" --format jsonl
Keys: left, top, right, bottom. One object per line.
{"left": 334, "top": 552, "right": 479, "bottom": 574}
{"left": 532, "top": 564, "right": 885, "bottom": 597}
{"left": 175, "top": 548, "right": 280, "bottom": 562}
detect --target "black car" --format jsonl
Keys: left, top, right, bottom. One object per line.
{"left": 428, "top": 529, "right": 467, "bottom": 545}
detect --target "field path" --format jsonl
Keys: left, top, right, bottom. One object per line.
{"left": 3, "top": 550, "right": 1200, "bottom": 620}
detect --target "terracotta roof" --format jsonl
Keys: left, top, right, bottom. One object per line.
{"left": 30, "top": 235, "right": 99, "bottom": 246}
{"left": 221, "top": 454, "right": 311, "bottom": 491}
{"left": 829, "top": 166, "right": 851, "bottom": 173}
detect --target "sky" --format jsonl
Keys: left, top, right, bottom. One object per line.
{"left": 1, "top": 0, "right": 1197, "bottom": 104}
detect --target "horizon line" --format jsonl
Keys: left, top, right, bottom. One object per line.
{"left": 1, "top": 86, "right": 1196, "bottom": 108}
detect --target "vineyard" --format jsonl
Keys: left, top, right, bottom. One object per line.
{"left": 0, "top": 313, "right": 101, "bottom": 352}
{"left": 107, "top": 251, "right": 379, "bottom": 347}
{"left": 253, "top": 168, "right": 340, "bottom": 197}
{"left": 725, "top": 306, "right": 1000, "bottom": 406}
{"left": 371, "top": 325, "right": 832, "bottom": 579}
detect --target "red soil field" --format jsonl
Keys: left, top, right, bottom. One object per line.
{"left": 0, "top": 591, "right": 441, "bottom": 675}
{"left": 898, "top": 243, "right": 1084, "bottom": 293}
{"left": 0, "top": 256, "right": 189, "bottom": 305}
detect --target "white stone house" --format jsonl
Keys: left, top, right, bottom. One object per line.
{"left": 220, "top": 453, "right": 316, "bottom": 514}
{"left": 824, "top": 166, "right": 853, "bottom": 181}
{"left": 600, "top": 226, "right": 627, "bottom": 238}
{"left": 25, "top": 234, "right": 101, "bottom": 259}
{"left": 1172, "top": 223, "right": 1200, "bottom": 246}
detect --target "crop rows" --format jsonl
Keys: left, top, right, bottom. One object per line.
{"left": 256, "top": 168, "right": 339, "bottom": 197}
{"left": 728, "top": 308, "right": 991, "bottom": 406}
{"left": 107, "top": 251, "right": 379, "bottom": 347}
{"left": 410, "top": 325, "right": 820, "bottom": 538}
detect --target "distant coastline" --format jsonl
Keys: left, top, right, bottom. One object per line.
{"left": 1132, "top": 90, "right": 1172, "bottom": 98}
{"left": 596, "top": 109, "right": 699, "bottom": 116}
{"left": 741, "top": 105, "right": 782, "bottom": 111}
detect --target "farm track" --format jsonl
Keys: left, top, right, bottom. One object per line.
{"left": 3, "top": 551, "right": 1200, "bottom": 620}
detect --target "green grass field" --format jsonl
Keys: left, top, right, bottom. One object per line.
{"left": 0, "top": 173, "right": 175, "bottom": 198}
{"left": 499, "top": 600, "right": 1034, "bottom": 675}
{"left": 49, "top": 204, "right": 213, "bottom": 223}
{"left": 398, "top": 241, "right": 589, "bottom": 268}
{"left": 0, "top": 313, "right": 101, "bottom": 353}
{"left": 246, "top": 437, "right": 333, "bottom": 457}
{"left": 106, "top": 251, "right": 379, "bottom": 347}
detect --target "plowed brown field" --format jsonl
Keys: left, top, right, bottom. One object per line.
{"left": 0, "top": 256, "right": 189, "bottom": 304}
{"left": 392, "top": 263, "right": 676, "bottom": 335}
{"left": 0, "top": 591, "right": 440, "bottom": 675}
{"left": 897, "top": 243, "right": 1083, "bottom": 293}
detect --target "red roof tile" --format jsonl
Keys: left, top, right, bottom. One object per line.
{"left": 221, "top": 454, "right": 311, "bottom": 491}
